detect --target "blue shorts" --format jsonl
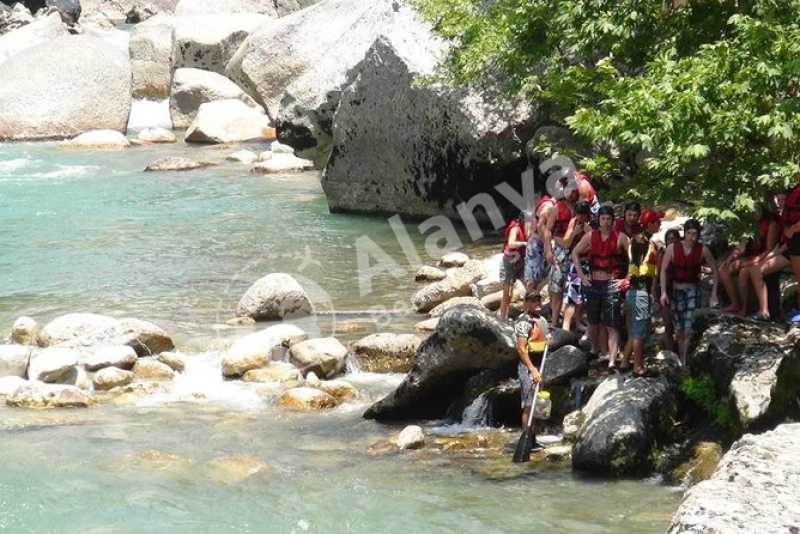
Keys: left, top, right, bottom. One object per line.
{"left": 524, "top": 238, "right": 548, "bottom": 283}
{"left": 626, "top": 286, "right": 652, "bottom": 340}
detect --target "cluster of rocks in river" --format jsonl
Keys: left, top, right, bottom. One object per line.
{"left": 1, "top": 0, "right": 535, "bottom": 220}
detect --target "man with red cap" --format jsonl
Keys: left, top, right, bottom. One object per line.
{"left": 621, "top": 209, "right": 663, "bottom": 376}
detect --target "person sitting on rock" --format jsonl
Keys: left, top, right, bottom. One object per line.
{"left": 781, "top": 173, "right": 800, "bottom": 322}
{"left": 571, "top": 205, "right": 631, "bottom": 371}
{"left": 515, "top": 291, "right": 553, "bottom": 448}
{"left": 500, "top": 211, "right": 527, "bottom": 319}
{"left": 660, "top": 219, "right": 719, "bottom": 366}
{"left": 720, "top": 202, "right": 780, "bottom": 316}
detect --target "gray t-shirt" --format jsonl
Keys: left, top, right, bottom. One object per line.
{"left": 514, "top": 312, "right": 550, "bottom": 350}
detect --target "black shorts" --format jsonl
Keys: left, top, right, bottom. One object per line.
{"left": 788, "top": 233, "right": 800, "bottom": 257}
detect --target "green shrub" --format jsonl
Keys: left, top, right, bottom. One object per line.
{"left": 680, "top": 376, "right": 739, "bottom": 432}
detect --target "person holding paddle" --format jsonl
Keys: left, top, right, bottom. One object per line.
{"left": 514, "top": 291, "right": 554, "bottom": 454}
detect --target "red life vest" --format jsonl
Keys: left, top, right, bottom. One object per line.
{"left": 672, "top": 242, "right": 704, "bottom": 284}
{"left": 614, "top": 219, "right": 643, "bottom": 238}
{"left": 533, "top": 195, "right": 555, "bottom": 231}
{"left": 552, "top": 200, "right": 572, "bottom": 238}
{"left": 575, "top": 172, "right": 596, "bottom": 203}
{"left": 589, "top": 230, "right": 623, "bottom": 276}
{"left": 747, "top": 217, "right": 774, "bottom": 255}
{"left": 503, "top": 220, "right": 527, "bottom": 257}
{"left": 784, "top": 183, "right": 800, "bottom": 226}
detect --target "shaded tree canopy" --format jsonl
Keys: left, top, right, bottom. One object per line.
{"left": 415, "top": 0, "right": 800, "bottom": 233}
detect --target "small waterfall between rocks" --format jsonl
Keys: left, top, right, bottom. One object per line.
{"left": 461, "top": 392, "right": 491, "bottom": 427}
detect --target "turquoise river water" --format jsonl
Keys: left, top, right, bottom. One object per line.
{"left": 0, "top": 130, "right": 682, "bottom": 533}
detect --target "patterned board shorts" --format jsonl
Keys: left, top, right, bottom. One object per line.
{"left": 547, "top": 244, "right": 571, "bottom": 294}
{"left": 564, "top": 262, "right": 589, "bottom": 306}
{"left": 525, "top": 238, "right": 548, "bottom": 283}
{"left": 500, "top": 254, "right": 524, "bottom": 284}
{"left": 626, "top": 286, "right": 652, "bottom": 339}
{"left": 585, "top": 279, "right": 623, "bottom": 329}
{"left": 672, "top": 285, "right": 701, "bottom": 332}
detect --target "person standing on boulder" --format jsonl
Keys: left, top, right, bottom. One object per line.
{"left": 500, "top": 211, "right": 527, "bottom": 319}
{"left": 571, "top": 205, "right": 630, "bottom": 371}
{"left": 541, "top": 180, "right": 578, "bottom": 326}
{"left": 660, "top": 219, "right": 719, "bottom": 366}
{"left": 515, "top": 292, "right": 553, "bottom": 447}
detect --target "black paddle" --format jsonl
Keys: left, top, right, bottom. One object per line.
{"left": 512, "top": 344, "right": 549, "bottom": 463}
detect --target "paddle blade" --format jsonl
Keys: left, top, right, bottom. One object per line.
{"left": 512, "top": 428, "right": 533, "bottom": 463}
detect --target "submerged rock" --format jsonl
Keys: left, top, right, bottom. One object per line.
{"left": 144, "top": 157, "right": 213, "bottom": 172}
{"left": 668, "top": 441, "right": 723, "bottom": 487}
{"left": 396, "top": 425, "right": 425, "bottom": 450}
{"left": 276, "top": 386, "right": 336, "bottom": 411}
{"left": 6, "top": 381, "right": 94, "bottom": 408}
{"left": 203, "top": 454, "right": 271, "bottom": 485}
{"left": 667, "top": 424, "right": 800, "bottom": 533}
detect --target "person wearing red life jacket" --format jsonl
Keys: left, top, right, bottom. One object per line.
{"left": 656, "top": 229, "right": 681, "bottom": 352}
{"left": 540, "top": 181, "right": 578, "bottom": 326}
{"left": 561, "top": 200, "right": 592, "bottom": 332}
{"left": 500, "top": 211, "right": 527, "bottom": 319}
{"left": 574, "top": 171, "right": 600, "bottom": 216}
{"left": 719, "top": 203, "right": 779, "bottom": 316}
{"left": 782, "top": 173, "right": 800, "bottom": 322}
{"left": 739, "top": 192, "right": 791, "bottom": 321}
{"left": 614, "top": 200, "right": 643, "bottom": 237}
{"left": 659, "top": 219, "right": 719, "bottom": 366}
{"left": 621, "top": 209, "right": 662, "bottom": 376}
{"left": 570, "top": 205, "right": 631, "bottom": 370}
{"left": 524, "top": 193, "right": 556, "bottom": 292}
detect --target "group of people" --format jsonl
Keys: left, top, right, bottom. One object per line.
{"left": 506, "top": 172, "right": 800, "bottom": 426}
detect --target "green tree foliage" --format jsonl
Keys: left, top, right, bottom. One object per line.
{"left": 415, "top": 0, "right": 800, "bottom": 230}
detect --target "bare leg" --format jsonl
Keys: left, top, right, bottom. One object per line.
{"left": 562, "top": 304, "right": 575, "bottom": 331}
{"left": 607, "top": 327, "right": 620, "bottom": 366}
{"left": 750, "top": 256, "right": 790, "bottom": 316}
{"left": 737, "top": 265, "right": 753, "bottom": 315}
{"left": 549, "top": 291, "right": 562, "bottom": 327}
{"left": 588, "top": 323, "right": 600, "bottom": 354}
{"left": 677, "top": 329, "right": 690, "bottom": 366}
{"left": 521, "top": 406, "right": 530, "bottom": 428}
{"left": 632, "top": 338, "right": 645, "bottom": 374}
{"left": 791, "top": 256, "right": 800, "bottom": 311}
{"left": 662, "top": 304, "right": 674, "bottom": 352}
{"left": 500, "top": 283, "right": 512, "bottom": 319}
{"left": 720, "top": 263, "right": 740, "bottom": 311}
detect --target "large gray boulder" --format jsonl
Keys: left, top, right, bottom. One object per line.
{"left": 572, "top": 375, "right": 676, "bottom": 476}
{"left": 351, "top": 333, "right": 422, "bottom": 373}
{"left": 170, "top": 67, "right": 263, "bottom": 129}
{"left": 543, "top": 345, "right": 589, "bottom": 385}
{"left": 37, "top": 313, "right": 174, "bottom": 356}
{"left": 129, "top": 15, "right": 173, "bottom": 99}
{"left": 0, "top": 12, "right": 67, "bottom": 67}
{"left": 411, "top": 260, "right": 487, "bottom": 312}
{"left": 172, "top": 14, "right": 269, "bottom": 75}
{"left": 174, "top": 0, "right": 317, "bottom": 17}
{"left": 226, "top": 0, "right": 416, "bottom": 134}
{"left": 691, "top": 312, "right": 800, "bottom": 430}
{"left": 322, "top": 31, "right": 533, "bottom": 220}
{"left": 668, "top": 423, "right": 800, "bottom": 534}
{"left": 0, "top": 34, "right": 131, "bottom": 141}
{"left": 364, "top": 305, "right": 517, "bottom": 421}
